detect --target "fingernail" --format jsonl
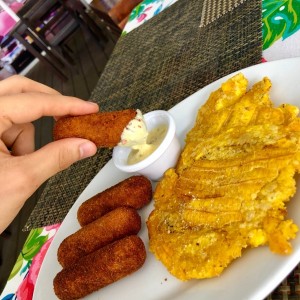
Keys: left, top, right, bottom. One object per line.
{"left": 79, "top": 142, "right": 97, "bottom": 159}
{"left": 87, "top": 101, "right": 99, "bottom": 108}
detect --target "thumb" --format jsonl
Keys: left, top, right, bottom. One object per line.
{"left": 25, "top": 138, "right": 97, "bottom": 186}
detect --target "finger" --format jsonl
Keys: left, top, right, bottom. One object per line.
{"left": 0, "top": 139, "right": 95, "bottom": 232}
{"left": 20, "top": 138, "right": 97, "bottom": 187}
{"left": 0, "top": 93, "right": 99, "bottom": 134}
{"left": 2, "top": 123, "right": 35, "bottom": 155}
{"left": 0, "top": 75, "right": 60, "bottom": 96}
{"left": 0, "top": 140, "right": 10, "bottom": 154}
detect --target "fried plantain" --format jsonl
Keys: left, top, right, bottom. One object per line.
{"left": 147, "top": 73, "right": 300, "bottom": 280}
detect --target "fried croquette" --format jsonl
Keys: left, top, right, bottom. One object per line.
{"left": 77, "top": 175, "right": 152, "bottom": 226}
{"left": 57, "top": 207, "right": 141, "bottom": 268}
{"left": 53, "top": 235, "right": 146, "bottom": 300}
{"left": 147, "top": 73, "right": 300, "bottom": 280}
{"left": 53, "top": 109, "right": 137, "bottom": 148}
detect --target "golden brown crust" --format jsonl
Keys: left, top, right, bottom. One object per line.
{"left": 53, "top": 109, "right": 137, "bottom": 148}
{"left": 77, "top": 175, "right": 152, "bottom": 226}
{"left": 57, "top": 207, "right": 141, "bottom": 268}
{"left": 147, "top": 74, "right": 300, "bottom": 280}
{"left": 53, "top": 235, "right": 146, "bottom": 300}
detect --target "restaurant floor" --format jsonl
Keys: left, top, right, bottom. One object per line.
{"left": 0, "top": 24, "right": 117, "bottom": 293}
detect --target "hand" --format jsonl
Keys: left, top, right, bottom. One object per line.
{"left": 0, "top": 76, "right": 99, "bottom": 232}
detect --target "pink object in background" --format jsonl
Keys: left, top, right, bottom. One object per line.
{"left": 15, "top": 224, "right": 60, "bottom": 300}
{"left": 0, "top": 2, "right": 23, "bottom": 37}
{"left": 15, "top": 237, "right": 54, "bottom": 300}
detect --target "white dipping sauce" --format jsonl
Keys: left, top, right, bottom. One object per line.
{"left": 118, "top": 109, "right": 168, "bottom": 164}
{"left": 127, "top": 125, "right": 168, "bottom": 164}
{"left": 118, "top": 110, "right": 148, "bottom": 148}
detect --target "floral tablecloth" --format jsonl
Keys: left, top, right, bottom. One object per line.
{"left": 1, "top": 0, "right": 300, "bottom": 299}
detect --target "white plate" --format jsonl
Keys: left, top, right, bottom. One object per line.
{"left": 33, "top": 57, "right": 300, "bottom": 300}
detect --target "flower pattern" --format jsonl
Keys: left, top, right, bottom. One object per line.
{"left": 1, "top": 225, "right": 60, "bottom": 299}
{"left": 122, "top": 0, "right": 177, "bottom": 35}
{"left": 262, "top": 0, "right": 300, "bottom": 49}
{"left": 16, "top": 237, "right": 54, "bottom": 300}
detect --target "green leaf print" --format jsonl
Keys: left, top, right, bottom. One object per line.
{"left": 8, "top": 254, "right": 24, "bottom": 280}
{"left": 21, "top": 228, "right": 48, "bottom": 260}
{"left": 129, "top": 0, "right": 162, "bottom": 21}
{"left": 7, "top": 229, "right": 49, "bottom": 281}
{"left": 129, "top": 4, "right": 145, "bottom": 21}
{"left": 263, "top": 0, "right": 300, "bottom": 50}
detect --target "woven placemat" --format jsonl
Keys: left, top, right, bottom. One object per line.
{"left": 200, "top": 0, "right": 246, "bottom": 27}
{"left": 24, "top": 0, "right": 262, "bottom": 230}
{"left": 265, "top": 265, "right": 300, "bottom": 300}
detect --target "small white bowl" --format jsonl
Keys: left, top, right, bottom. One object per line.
{"left": 112, "top": 110, "right": 181, "bottom": 181}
